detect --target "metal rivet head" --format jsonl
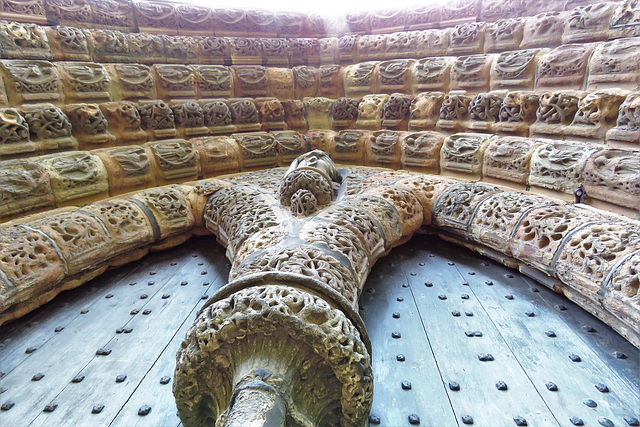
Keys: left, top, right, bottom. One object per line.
{"left": 140, "top": 294, "right": 148, "bottom": 299}
{"left": 410, "top": 272, "right": 417, "bottom": 277}
{"left": 32, "top": 373, "right": 45, "bottom": 381}
{"left": 392, "top": 332, "right": 401, "bottom": 339}
{"left": 465, "top": 312, "right": 473, "bottom": 317}
{"left": 72, "top": 375, "right": 85, "bottom": 383}
{"left": 149, "top": 272, "right": 156, "bottom": 275}
{"left": 203, "top": 282, "right": 210, "bottom": 286}
{"left": 401, "top": 381, "right": 412, "bottom": 390}
{"left": 485, "top": 281, "right": 493, "bottom": 286}
{"left": 525, "top": 311, "right": 535, "bottom": 317}
{"left": 198, "top": 262, "right": 203, "bottom": 266}
{"left": 123, "top": 328, "right": 132, "bottom": 334}
{"left": 142, "top": 309, "right": 152, "bottom": 315}
{"left": 545, "top": 331, "right": 556, "bottom": 338}
{"left": 583, "top": 399, "right": 597, "bottom": 408}
{"left": 201, "top": 295, "right": 208, "bottom": 300}
{"left": 474, "top": 331, "right": 483, "bottom": 337}
{"left": 425, "top": 282, "right": 433, "bottom": 287}
{"left": 513, "top": 416, "right": 527, "bottom": 426}
{"left": 468, "top": 271, "right": 475, "bottom": 275}
{"left": 448, "top": 262, "right": 455, "bottom": 266}
{"left": 569, "top": 354, "right": 581, "bottom": 362}
{"left": 531, "top": 288, "right": 540, "bottom": 293}
{"left": 465, "top": 331, "right": 475, "bottom": 337}
{"left": 462, "top": 415, "right": 474, "bottom": 425}
{"left": 0, "top": 387, "right": 7, "bottom": 394}
{"left": 452, "top": 311, "right": 461, "bottom": 317}
{"left": 583, "top": 326, "right": 597, "bottom": 333}
{"left": 25, "top": 346, "right": 36, "bottom": 354}
{"left": 397, "top": 354, "right": 406, "bottom": 362}
{"left": 615, "top": 351, "right": 627, "bottom": 359}
{"left": 116, "top": 328, "right": 123, "bottom": 334}
{"left": 130, "top": 309, "right": 139, "bottom": 315}
{"left": 181, "top": 281, "right": 188, "bottom": 286}
{"left": 570, "top": 417, "right": 584, "bottom": 426}
{"left": 366, "top": 288, "right": 374, "bottom": 294}
{"left": 1, "top": 402, "right": 15, "bottom": 411}
{"left": 91, "top": 405, "right": 104, "bottom": 414}
{"left": 138, "top": 405, "right": 152, "bottom": 416}
{"left": 595, "top": 383, "right": 609, "bottom": 393}
{"left": 129, "top": 282, "right": 136, "bottom": 286}
{"left": 598, "top": 418, "right": 614, "bottom": 427}
{"left": 449, "top": 381, "right": 460, "bottom": 391}
{"left": 481, "top": 262, "right": 489, "bottom": 266}
{"left": 192, "top": 254, "right": 198, "bottom": 258}
{"left": 505, "top": 295, "right": 514, "bottom": 300}
{"left": 162, "top": 294, "right": 170, "bottom": 299}
{"left": 505, "top": 274, "right": 514, "bottom": 279}
{"left": 438, "top": 295, "right": 447, "bottom": 300}
{"left": 545, "top": 382, "right": 558, "bottom": 391}
{"left": 369, "top": 415, "right": 381, "bottom": 424}
{"left": 419, "top": 262, "right": 425, "bottom": 266}
{"left": 392, "top": 312, "right": 401, "bottom": 319}
{"left": 478, "top": 354, "right": 494, "bottom": 362}
{"left": 96, "top": 349, "right": 111, "bottom": 356}
{"left": 556, "top": 305, "right": 567, "bottom": 311}
{"left": 43, "top": 404, "right": 57, "bottom": 413}
{"left": 461, "top": 294, "right": 469, "bottom": 300}
{"left": 496, "top": 381, "right": 508, "bottom": 391}
{"left": 116, "top": 375, "right": 127, "bottom": 383}
{"left": 624, "top": 416, "right": 640, "bottom": 426}
{"left": 402, "top": 283, "right": 410, "bottom": 288}
{"left": 397, "top": 297, "right": 404, "bottom": 302}
{"left": 54, "top": 326, "right": 64, "bottom": 332}
{"left": 160, "top": 376, "right": 171, "bottom": 385}
{"left": 429, "top": 254, "right": 435, "bottom": 258}
{"left": 147, "top": 281, "right": 154, "bottom": 286}
{"left": 80, "top": 309, "right": 89, "bottom": 314}
{"left": 170, "top": 262, "right": 177, "bottom": 266}
{"left": 105, "top": 294, "right": 113, "bottom": 299}
{"left": 408, "top": 414, "right": 420, "bottom": 424}
{"left": 201, "top": 271, "right": 207, "bottom": 275}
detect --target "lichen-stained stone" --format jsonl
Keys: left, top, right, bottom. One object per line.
{"left": 0, "top": 159, "right": 54, "bottom": 219}
{"left": 89, "top": 0, "right": 136, "bottom": 32}
{"left": 362, "top": 184, "right": 423, "bottom": 241}
{"left": 273, "top": 130, "right": 308, "bottom": 165}
{"left": 282, "top": 100, "right": 306, "bottom": 133}
{"left": 63, "top": 103, "right": 116, "bottom": 149}
{"left": 587, "top": 37, "right": 640, "bottom": 91}
{"left": 172, "top": 101, "right": 208, "bottom": 138}
{"left": 483, "top": 136, "right": 542, "bottom": 184}
{"left": 400, "top": 131, "right": 444, "bottom": 173}
{"left": 152, "top": 64, "right": 197, "bottom": 102}
{"left": 366, "top": 130, "right": 402, "bottom": 167}
{"left": 191, "top": 135, "right": 241, "bottom": 177}
{"left": 564, "top": 89, "right": 629, "bottom": 141}
{"left": 265, "top": 67, "right": 293, "bottom": 100}
{"left": 480, "top": 0, "right": 523, "bottom": 22}
{"left": 133, "top": 0, "right": 178, "bottom": 34}
{"left": 378, "top": 59, "right": 414, "bottom": 95}
{"left": 440, "top": 133, "right": 494, "bottom": 178}
{"left": 126, "top": 33, "right": 165, "bottom": 65}
{"left": 415, "top": 29, "right": 449, "bottom": 57}
{"left": 448, "top": 22, "right": 486, "bottom": 55}
{"left": 0, "top": 21, "right": 51, "bottom": 60}
{"left": 451, "top": 54, "right": 496, "bottom": 94}
{"left": 332, "top": 130, "right": 369, "bottom": 164}
{"left": 108, "top": 64, "right": 156, "bottom": 101}
{"left": 408, "top": 92, "right": 445, "bottom": 131}
{"left": 355, "top": 34, "right": 386, "bottom": 61}
{"left": 536, "top": 43, "right": 596, "bottom": 91}
{"left": 318, "top": 37, "right": 338, "bottom": 64}
{"left": 46, "top": 26, "right": 91, "bottom": 62}
{"left": 432, "top": 182, "right": 500, "bottom": 232}
{"left": 98, "top": 101, "right": 146, "bottom": 145}
{"left": 145, "top": 139, "right": 200, "bottom": 184}
{"left": 46, "top": 0, "right": 93, "bottom": 27}
{"left": 355, "top": 94, "right": 389, "bottom": 130}
{"left": 384, "top": 31, "right": 417, "bottom": 60}
{"left": 198, "top": 37, "right": 230, "bottom": 65}
{"left": 306, "top": 129, "right": 335, "bottom": 153}
{"left": 606, "top": 91, "right": 640, "bottom": 147}
{"left": 608, "top": 0, "right": 640, "bottom": 39}
{"left": 0, "top": 108, "right": 35, "bottom": 158}
{"left": 174, "top": 4, "right": 214, "bottom": 36}
{"left": 256, "top": 98, "right": 286, "bottom": 132}
{"left": 0, "top": 0, "right": 47, "bottom": 24}
{"left": 292, "top": 65, "right": 318, "bottom": 99}
{"left": 56, "top": 62, "right": 111, "bottom": 104}
{"left": 529, "top": 141, "right": 603, "bottom": 194}
{"left": 21, "top": 103, "right": 76, "bottom": 152}
{"left": 411, "top": 57, "right": 453, "bottom": 94}
{"left": 38, "top": 151, "right": 109, "bottom": 205}
{"left": 494, "top": 91, "right": 540, "bottom": 135}
{"left": 605, "top": 250, "right": 640, "bottom": 345}
{"left": 303, "top": 97, "right": 333, "bottom": 130}
{"left": 530, "top": 90, "right": 584, "bottom": 138}
{"left": 226, "top": 98, "right": 260, "bottom": 132}
{"left": 230, "top": 65, "right": 267, "bottom": 98}
{"left": 192, "top": 65, "right": 231, "bottom": 101}
{"left": 437, "top": 90, "right": 472, "bottom": 132}
{"left": 584, "top": 149, "right": 640, "bottom": 210}
{"left": 89, "top": 29, "right": 130, "bottom": 63}
{"left": 92, "top": 145, "right": 154, "bottom": 194}
{"left": 138, "top": 100, "right": 177, "bottom": 139}
{"left": 343, "top": 61, "right": 379, "bottom": 98}
{"left": 440, "top": 0, "right": 480, "bottom": 27}
{"left": 485, "top": 18, "right": 524, "bottom": 53}
{"left": 211, "top": 8, "right": 248, "bottom": 36}
{"left": 563, "top": 2, "right": 617, "bottom": 44}
{"left": 318, "top": 64, "right": 344, "bottom": 99}
{"left": 406, "top": 4, "right": 441, "bottom": 30}
{"left": 490, "top": 49, "right": 544, "bottom": 91}
{"left": 521, "top": 12, "right": 565, "bottom": 49}
{"left": 233, "top": 131, "right": 277, "bottom": 169}
{"left": 228, "top": 37, "right": 262, "bottom": 64}
{"left": 0, "top": 59, "right": 63, "bottom": 106}
{"left": 0, "top": 224, "right": 66, "bottom": 324}
{"left": 466, "top": 90, "right": 506, "bottom": 132}
{"left": 261, "top": 38, "right": 290, "bottom": 67}
{"left": 127, "top": 185, "right": 195, "bottom": 242}
{"left": 348, "top": 192, "right": 403, "bottom": 248}
{"left": 162, "top": 35, "right": 201, "bottom": 64}
{"left": 338, "top": 35, "right": 357, "bottom": 64}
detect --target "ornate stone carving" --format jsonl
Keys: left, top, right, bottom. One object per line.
{"left": 362, "top": 184, "right": 423, "bottom": 239}
{"left": 63, "top": 103, "right": 116, "bottom": 148}
{"left": 449, "top": 22, "right": 485, "bottom": 55}
{"left": 255, "top": 98, "right": 285, "bottom": 132}
{"left": 211, "top": 8, "right": 248, "bottom": 36}
{"left": 587, "top": 37, "right": 640, "bottom": 91}
{"left": 111, "top": 64, "right": 157, "bottom": 101}
{"left": 432, "top": 182, "right": 499, "bottom": 231}
{"left": 337, "top": 35, "right": 357, "bottom": 63}
{"left": 0, "top": 0, "right": 47, "bottom": 24}
{"left": 344, "top": 61, "right": 378, "bottom": 98}
{"left": 347, "top": 192, "right": 403, "bottom": 247}
{"left": 318, "top": 64, "right": 343, "bottom": 99}
{"left": 480, "top": 0, "right": 523, "bottom": 22}
{"left": 485, "top": 18, "right": 524, "bottom": 53}
{"left": 606, "top": 91, "right": 640, "bottom": 147}
{"left": 384, "top": 31, "right": 417, "bottom": 60}
{"left": 356, "top": 94, "right": 389, "bottom": 130}
{"left": 0, "top": 59, "right": 62, "bottom": 105}
{"left": 415, "top": 29, "right": 449, "bottom": 57}
{"left": 0, "top": 21, "right": 50, "bottom": 60}
{"left": 584, "top": 149, "right": 640, "bottom": 210}
{"left": 381, "top": 94, "right": 413, "bottom": 130}
{"left": 441, "top": 0, "right": 480, "bottom": 27}
{"left": 367, "top": 130, "right": 401, "bottom": 166}
{"left": 46, "top": 26, "right": 90, "bottom": 62}
{"left": 466, "top": 91, "right": 506, "bottom": 132}
{"left": 175, "top": 4, "right": 213, "bottom": 36}
{"left": 91, "top": 145, "right": 153, "bottom": 194}
{"left": 450, "top": 54, "right": 495, "bottom": 93}
{"left": 608, "top": 0, "right": 640, "bottom": 39}
{"left": 0, "top": 108, "right": 35, "bottom": 157}
{"left": 198, "top": 37, "right": 230, "bottom": 65}
{"left": 536, "top": 43, "right": 596, "bottom": 90}
{"left": 126, "top": 33, "right": 165, "bottom": 64}
{"left": 318, "top": 37, "right": 338, "bottom": 64}
{"left": 233, "top": 131, "right": 277, "bottom": 169}
{"left": 437, "top": 90, "right": 472, "bottom": 132}
{"left": 393, "top": 174, "right": 456, "bottom": 225}
{"left": 303, "top": 97, "right": 333, "bottom": 130}
{"left": 605, "top": 250, "right": 640, "bottom": 343}
{"left": 191, "top": 135, "right": 240, "bottom": 177}
{"left": 355, "top": 35, "right": 386, "bottom": 61}
{"left": 332, "top": 130, "right": 368, "bottom": 164}
{"left": 0, "top": 159, "right": 54, "bottom": 219}
{"left": 406, "top": 4, "right": 441, "bottom": 30}
{"left": 228, "top": 38, "right": 262, "bottom": 62}
{"left": 56, "top": 62, "right": 111, "bottom": 103}
{"left": 90, "top": 0, "right": 136, "bottom": 31}
{"left": 278, "top": 158, "right": 334, "bottom": 212}
{"left": 378, "top": 59, "right": 414, "bottom": 94}
{"left": 39, "top": 151, "right": 108, "bottom": 204}
{"left": 261, "top": 38, "right": 290, "bottom": 66}
{"left": 411, "top": 57, "right": 453, "bottom": 93}
{"left": 494, "top": 91, "right": 540, "bottom": 135}
{"left": 483, "top": 136, "right": 542, "bottom": 184}
{"left": 563, "top": 2, "right": 617, "bottom": 43}
{"left": 306, "top": 129, "right": 335, "bottom": 153}
{"left": 200, "top": 100, "right": 234, "bottom": 134}
{"left": 172, "top": 101, "right": 208, "bottom": 138}
{"left": 231, "top": 65, "right": 268, "bottom": 98}
{"left": 400, "top": 131, "right": 444, "bottom": 173}
{"left": 46, "top": 0, "right": 93, "bottom": 26}
{"left": 282, "top": 100, "right": 306, "bottom": 133}
{"left": 408, "top": 92, "right": 445, "bottom": 131}
{"left": 440, "top": 133, "right": 494, "bottom": 178}
{"left": 21, "top": 103, "right": 76, "bottom": 151}
{"left": 244, "top": 9, "right": 277, "bottom": 37}
{"left": 265, "top": 67, "right": 293, "bottom": 100}
{"left": 490, "top": 49, "right": 542, "bottom": 90}
{"left": 289, "top": 38, "right": 319, "bottom": 66}
{"left": 162, "top": 35, "right": 201, "bottom": 64}
{"left": 272, "top": 130, "right": 308, "bottom": 165}
{"left": 153, "top": 64, "right": 196, "bottom": 101}
{"left": 227, "top": 98, "right": 260, "bottom": 132}
{"left": 99, "top": 101, "right": 147, "bottom": 145}
{"left": 276, "top": 11, "right": 306, "bottom": 37}
{"left": 129, "top": 186, "right": 195, "bottom": 241}
{"left": 564, "top": 89, "right": 629, "bottom": 141}
{"left": 133, "top": 0, "right": 178, "bottom": 34}
{"left": 292, "top": 66, "right": 318, "bottom": 99}
{"left": 191, "top": 65, "right": 231, "bottom": 100}
{"left": 530, "top": 90, "right": 583, "bottom": 137}
{"left": 89, "top": 30, "right": 129, "bottom": 63}
{"left": 146, "top": 139, "right": 200, "bottom": 183}
{"left": 521, "top": 12, "right": 565, "bottom": 48}
{"left": 138, "top": 100, "right": 177, "bottom": 139}
{"left": 529, "top": 141, "right": 602, "bottom": 193}
{"left": 331, "top": 97, "right": 359, "bottom": 130}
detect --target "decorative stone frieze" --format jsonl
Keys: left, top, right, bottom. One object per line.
{"left": 98, "top": 101, "right": 146, "bottom": 145}
{"left": 408, "top": 92, "right": 445, "bottom": 131}
{"left": 521, "top": 12, "right": 565, "bottom": 49}
{"left": 331, "top": 97, "right": 359, "bottom": 131}
{"left": 0, "top": 21, "right": 50, "bottom": 60}
{"left": 494, "top": 91, "right": 540, "bottom": 135}
{"left": 231, "top": 65, "right": 268, "bottom": 98}
{"left": 0, "top": 0, "right": 47, "bottom": 24}
{"left": 536, "top": 43, "right": 596, "bottom": 91}
{"left": 606, "top": 91, "right": 640, "bottom": 147}
{"left": 608, "top": 0, "right": 640, "bottom": 39}
{"left": 344, "top": 61, "right": 379, "bottom": 98}
{"left": 0, "top": 108, "right": 35, "bottom": 157}
{"left": 174, "top": 4, "right": 213, "bottom": 36}
{"left": 406, "top": 4, "right": 441, "bottom": 31}
{"left": 378, "top": 59, "right": 414, "bottom": 94}
{"left": 191, "top": 135, "right": 241, "bottom": 177}
{"left": 485, "top": 18, "right": 524, "bottom": 53}
{"left": 232, "top": 131, "right": 277, "bottom": 169}
{"left": 261, "top": 38, "right": 290, "bottom": 66}
{"left": 480, "top": 0, "right": 523, "bottom": 23}
{"left": 109, "top": 63, "right": 157, "bottom": 101}
{"left": 564, "top": 89, "right": 629, "bottom": 141}
{"left": 21, "top": 103, "right": 76, "bottom": 151}
{"left": 440, "top": 132, "right": 494, "bottom": 178}
{"left": 272, "top": 130, "right": 308, "bottom": 165}
{"left": 133, "top": 0, "right": 178, "bottom": 34}
{"left": 292, "top": 65, "right": 318, "bottom": 99}
{"left": 227, "top": 98, "right": 260, "bottom": 132}
{"left": 145, "top": 139, "right": 200, "bottom": 184}
{"left": 153, "top": 64, "right": 197, "bottom": 102}
{"left": 282, "top": 99, "right": 306, "bottom": 132}
{"left": 303, "top": 97, "right": 333, "bottom": 130}
{"left": 440, "top": 0, "right": 480, "bottom": 27}
{"left": 338, "top": 35, "right": 357, "bottom": 64}
{"left": 46, "top": 26, "right": 91, "bottom": 62}
{"left": 530, "top": 90, "right": 584, "bottom": 138}
{"left": 172, "top": 101, "right": 208, "bottom": 138}
{"left": 138, "top": 100, "right": 177, "bottom": 139}
{"left": 415, "top": 29, "right": 449, "bottom": 57}
{"left": 265, "top": 67, "right": 294, "bottom": 99}
{"left": 198, "top": 37, "right": 230, "bottom": 65}
{"left": 366, "top": 130, "right": 402, "bottom": 167}
{"left": 191, "top": 65, "right": 231, "bottom": 100}
{"left": 432, "top": 182, "right": 499, "bottom": 231}
{"left": 228, "top": 37, "right": 262, "bottom": 64}
{"left": 318, "top": 37, "right": 338, "bottom": 64}
{"left": 355, "top": 34, "right": 386, "bottom": 61}
{"left": 318, "top": 64, "right": 344, "bottom": 98}
{"left": 483, "top": 136, "right": 542, "bottom": 184}
{"left": 490, "top": 49, "right": 544, "bottom": 90}
{"left": 200, "top": 100, "right": 234, "bottom": 135}
{"left": 0, "top": 159, "right": 54, "bottom": 219}
{"left": 124, "top": 33, "right": 165, "bottom": 65}
{"left": 0, "top": 59, "right": 62, "bottom": 106}
{"left": 46, "top": 0, "right": 93, "bottom": 27}
{"left": 563, "top": 2, "right": 617, "bottom": 44}
{"left": 92, "top": 145, "right": 154, "bottom": 194}
{"left": 89, "top": 29, "right": 129, "bottom": 63}
{"left": 587, "top": 37, "right": 640, "bottom": 91}
{"left": 466, "top": 90, "right": 506, "bottom": 132}
{"left": 412, "top": 57, "right": 453, "bottom": 93}
{"left": 63, "top": 103, "right": 116, "bottom": 148}
{"left": 356, "top": 94, "right": 389, "bottom": 130}
{"left": 450, "top": 54, "right": 495, "bottom": 93}
{"left": 384, "top": 31, "right": 417, "bottom": 60}
{"left": 584, "top": 149, "right": 640, "bottom": 210}
{"left": 332, "top": 130, "right": 369, "bottom": 164}
{"left": 448, "top": 22, "right": 486, "bottom": 55}
{"left": 306, "top": 129, "right": 335, "bottom": 153}
{"left": 437, "top": 90, "right": 472, "bottom": 132}
{"left": 382, "top": 94, "right": 413, "bottom": 130}
{"left": 162, "top": 35, "right": 201, "bottom": 64}
{"left": 255, "top": 98, "right": 286, "bottom": 132}
{"left": 399, "top": 131, "right": 444, "bottom": 173}
{"left": 56, "top": 62, "right": 111, "bottom": 103}
{"left": 90, "top": 0, "right": 136, "bottom": 32}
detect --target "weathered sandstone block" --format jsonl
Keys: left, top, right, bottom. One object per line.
{"left": 138, "top": 100, "right": 178, "bottom": 140}
{"left": 153, "top": 64, "right": 197, "bottom": 102}
{"left": 172, "top": 101, "right": 209, "bottom": 138}
{"left": 145, "top": 139, "right": 200, "bottom": 184}
{"left": 440, "top": 133, "right": 494, "bottom": 178}
{"left": 21, "top": 103, "right": 76, "bottom": 152}
{"left": 400, "top": 131, "right": 444, "bottom": 173}
{"left": 485, "top": 18, "right": 524, "bottom": 52}
{"left": 355, "top": 94, "right": 389, "bottom": 130}
{"left": 0, "top": 159, "right": 54, "bottom": 219}
{"left": 344, "top": 61, "right": 379, "bottom": 98}
{"left": 303, "top": 97, "right": 333, "bottom": 130}
{"left": 530, "top": 90, "right": 584, "bottom": 138}
{"left": 63, "top": 103, "right": 116, "bottom": 149}
{"left": 450, "top": 54, "right": 495, "bottom": 93}
{"left": 483, "top": 136, "right": 542, "bottom": 184}
{"left": 490, "top": 49, "right": 544, "bottom": 91}
{"left": 587, "top": 37, "right": 640, "bottom": 91}
{"left": 536, "top": 44, "right": 595, "bottom": 91}
{"left": 92, "top": 145, "right": 154, "bottom": 194}
{"left": 233, "top": 131, "right": 278, "bottom": 169}
{"left": 564, "top": 89, "right": 629, "bottom": 141}
{"left": 0, "top": 59, "right": 62, "bottom": 105}
{"left": 227, "top": 98, "right": 260, "bottom": 132}
{"left": 411, "top": 57, "right": 454, "bottom": 93}
{"left": 382, "top": 93, "right": 413, "bottom": 130}
{"left": 606, "top": 91, "right": 640, "bottom": 147}
{"left": 408, "top": 92, "right": 445, "bottom": 131}
{"left": 191, "top": 135, "right": 241, "bottom": 177}
{"left": 584, "top": 149, "right": 640, "bottom": 210}
{"left": 193, "top": 65, "right": 233, "bottom": 100}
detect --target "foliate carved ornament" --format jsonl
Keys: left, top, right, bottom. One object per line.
{"left": 381, "top": 94, "right": 413, "bottom": 130}
{"left": 362, "top": 184, "right": 423, "bottom": 239}
{"left": 608, "top": 0, "right": 640, "bottom": 39}
{"left": 490, "top": 49, "right": 543, "bottom": 90}
{"left": 126, "top": 33, "right": 165, "bottom": 64}
{"left": 232, "top": 65, "right": 268, "bottom": 97}
{"left": 145, "top": 139, "right": 200, "bottom": 183}
{"left": 318, "top": 64, "right": 344, "bottom": 99}
{"left": 450, "top": 54, "right": 495, "bottom": 93}
{"left": 138, "top": 100, "right": 177, "bottom": 139}
{"left": 437, "top": 90, "right": 472, "bottom": 132}
{"left": 521, "top": 12, "right": 565, "bottom": 49}
{"left": 63, "top": 103, "right": 116, "bottom": 148}
{"left": 378, "top": 59, "right": 414, "bottom": 94}
{"left": 411, "top": 57, "right": 453, "bottom": 93}
{"left": 370, "top": 8, "right": 406, "bottom": 33}
{"left": 480, "top": 0, "right": 523, "bottom": 23}
{"left": 347, "top": 192, "right": 402, "bottom": 248}
{"left": 38, "top": 151, "right": 108, "bottom": 204}
{"left": 587, "top": 37, "right": 640, "bottom": 91}
{"left": 0, "top": 159, "right": 54, "bottom": 218}
{"left": 356, "top": 35, "right": 386, "bottom": 61}
{"left": 96, "top": 101, "right": 145, "bottom": 145}
{"left": 367, "top": 130, "right": 401, "bottom": 166}
{"left": 605, "top": 250, "right": 640, "bottom": 343}
{"left": 393, "top": 174, "right": 456, "bottom": 225}
{"left": 228, "top": 37, "right": 262, "bottom": 61}
{"left": 289, "top": 38, "right": 319, "bottom": 67}
{"left": 483, "top": 136, "right": 542, "bottom": 184}
{"left": 133, "top": 0, "right": 178, "bottom": 34}
{"left": 0, "top": 0, "right": 47, "bottom": 24}
{"left": 467, "top": 91, "right": 506, "bottom": 131}
{"left": 405, "top": 4, "right": 441, "bottom": 30}
{"left": 175, "top": 4, "right": 213, "bottom": 35}
{"left": 0, "top": 59, "right": 62, "bottom": 106}
{"left": 440, "top": 133, "right": 494, "bottom": 178}
{"left": 332, "top": 130, "right": 368, "bottom": 164}
{"left": 384, "top": 31, "right": 417, "bottom": 60}
{"left": 272, "top": 130, "right": 308, "bottom": 165}
{"left": 89, "top": 30, "right": 129, "bottom": 63}
{"left": 448, "top": 22, "right": 486, "bottom": 55}
{"left": 303, "top": 97, "right": 334, "bottom": 130}
{"left": 565, "top": 89, "right": 629, "bottom": 140}
{"left": 0, "top": 21, "right": 51, "bottom": 60}
{"left": 282, "top": 100, "right": 306, "bottom": 132}
{"left": 91, "top": 145, "right": 154, "bottom": 194}
{"left": 111, "top": 63, "right": 157, "bottom": 101}
{"left": 0, "top": 108, "right": 35, "bottom": 157}
{"left": 227, "top": 98, "right": 260, "bottom": 132}
{"left": 46, "top": 26, "right": 91, "bottom": 62}
{"left": 563, "top": 2, "right": 617, "bottom": 43}
{"left": 355, "top": 94, "right": 389, "bottom": 130}
{"left": 245, "top": 9, "right": 278, "bottom": 37}
{"left": 292, "top": 65, "right": 318, "bottom": 99}
{"left": 201, "top": 100, "right": 235, "bottom": 134}
{"left": 494, "top": 91, "right": 540, "bottom": 135}
{"left": 21, "top": 103, "right": 76, "bottom": 151}
{"left": 56, "top": 62, "right": 111, "bottom": 103}
{"left": 432, "top": 182, "right": 500, "bottom": 232}
{"left": 536, "top": 43, "right": 596, "bottom": 90}
{"left": 606, "top": 91, "right": 640, "bottom": 146}
{"left": 306, "top": 129, "right": 335, "bottom": 153}
{"left": 265, "top": 67, "right": 294, "bottom": 100}
{"left": 128, "top": 186, "right": 195, "bottom": 241}
{"left": 408, "top": 92, "right": 445, "bottom": 131}
{"left": 152, "top": 64, "right": 196, "bottom": 101}
{"left": 441, "top": 0, "right": 480, "bottom": 27}
{"left": 211, "top": 8, "right": 248, "bottom": 36}
{"left": 485, "top": 18, "right": 524, "bottom": 52}
{"left": 530, "top": 90, "right": 584, "bottom": 137}
{"left": 261, "top": 38, "right": 290, "bottom": 66}
{"left": 172, "top": 101, "right": 208, "bottom": 138}
{"left": 232, "top": 131, "right": 277, "bottom": 169}
{"left": 331, "top": 97, "right": 359, "bottom": 130}
{"left": 256, "top": 98, "right": 286, "bottom": 132}
{"left": 162, "top": 35, "right": 201, "bottom": 64}
{"left": 191, "top": 135, "right": 241, "bottom": 176}
{"left": 400, "top": 131, "right": 444, "bottom": 173}
{"left": 46, "top": 0, "right": 93, "bottom": 26}
{"left": 198, "top": 37, "right": 230, "bottom": 64}
{"left": 89, "top": 0, "right": 136, "bottom": 31}
{"left": 584, "top": 149, "right": 640, "bottom": 210}
{"left": 318, "top": 37, "right": 338, "bottom": 64}
{"left": 415, "top": 29, "right": 449, "bottom": 57}
{"left": 343, "top": 61, "right": 379, "bottom": 98}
